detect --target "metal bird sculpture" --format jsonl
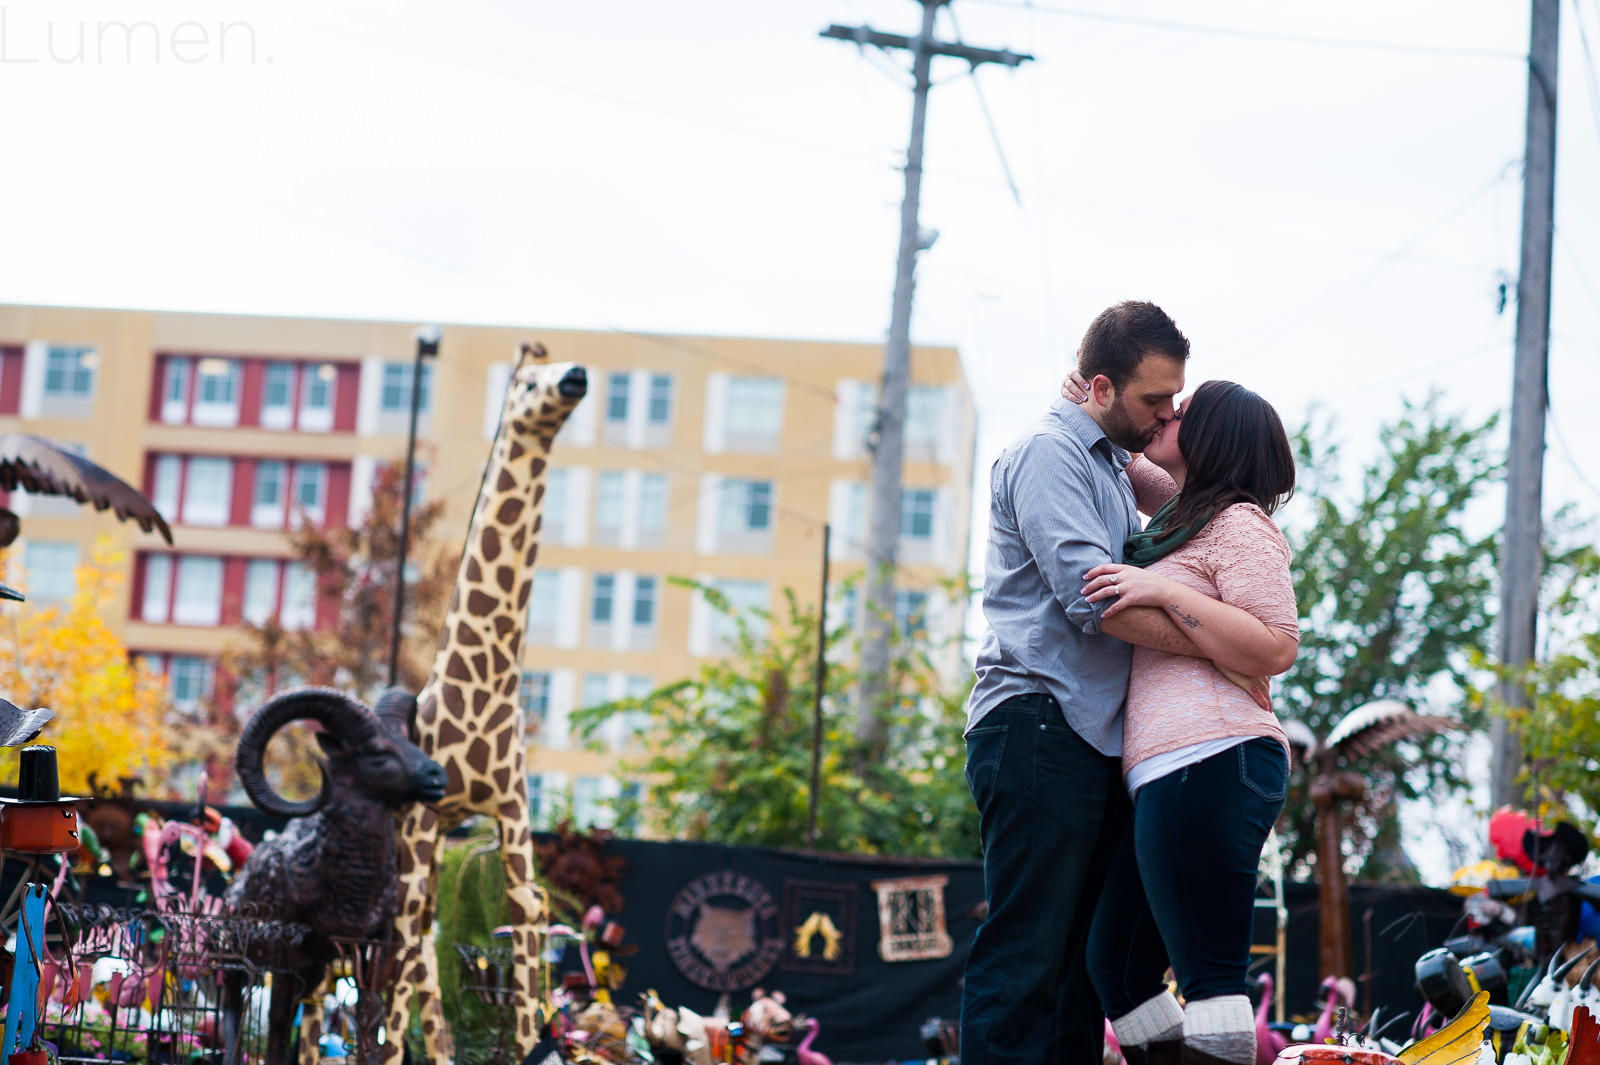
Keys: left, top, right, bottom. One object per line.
{"left": 0, "top": 433, "right": 172, "bottom": 546}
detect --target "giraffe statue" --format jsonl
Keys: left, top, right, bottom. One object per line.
{"left": 384, "top": 343, "right": 588, "bottom": 1063}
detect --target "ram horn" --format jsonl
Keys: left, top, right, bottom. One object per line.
{"left": 234, "top": 687, "right": 380, "bottom": 818}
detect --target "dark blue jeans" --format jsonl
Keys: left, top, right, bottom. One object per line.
{"left": 960, "top": 693, "right": 1133, "bottom": 1065}
{"left": 1087, "top": 738, "right": 1289, "bottom": 1015}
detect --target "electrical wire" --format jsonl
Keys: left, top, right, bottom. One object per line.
{"left": 942, "top": 5, "right": 1024, "bottom": 207}
{"left": 959, "top": 0, "right": 1523, "bottom": 61}
{"left": 1545, "top": 401, "right": 1600, "bottom": 504}
{"left": 1569, "top": 0, "right": 1600, "bottom": 145}
{"left": 1555, "top": 232, "right": 1600, "bottom": 320}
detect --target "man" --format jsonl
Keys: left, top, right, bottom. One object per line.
{"left": 961, "top": 300, "right": 1206, "bottom": 1064}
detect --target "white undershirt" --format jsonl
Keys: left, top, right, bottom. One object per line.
{"left": 1126, "top": 736, "right": 1254, "bottom": 798}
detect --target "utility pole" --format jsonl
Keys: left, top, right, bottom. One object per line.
{"left": 1492, "top": 0, "right": 1559, "bottom": 811}
{"left": 822, "top": 1, "right": 1030, "bottom": 763}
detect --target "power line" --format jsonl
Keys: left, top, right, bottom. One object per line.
{"left": 1555, "top": 231, "right": 1600, "bottom": 318}
{"left": 960, "top": 0, "right": 1523, "bottom": 60}
{"left": 1570, "top": 0, "right": 1600, "bottom": 143}
{"left": 1545, "top": 402, "right": 1600, "bottom": 504}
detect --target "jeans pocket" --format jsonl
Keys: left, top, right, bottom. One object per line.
{"left": 1237, "top": 738, "right": 1288, "bottom": 803}
{"left": 966, "top": 725, "right": 1009, "bottom": 810}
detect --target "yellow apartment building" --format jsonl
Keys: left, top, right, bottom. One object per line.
{"left": 0, "top": 303, "right": 977, "bottom": 829}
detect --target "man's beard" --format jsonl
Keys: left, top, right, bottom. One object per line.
{"left": 1100, "top": 397, "right": 1156, "bottom": 452}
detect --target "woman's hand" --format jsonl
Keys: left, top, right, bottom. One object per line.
{"left": 1082, "top": 563, "right": 1178, "bottom": 620}
{"left": 1217, "top": 666, "right": 1273, "bottom": 712}
{"left": 1061, "top": 368, "right": 1090, "bottom": 403}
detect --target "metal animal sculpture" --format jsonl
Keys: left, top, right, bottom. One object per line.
{"left": 223, "top": 687, "right": 446, "bottom": 1065}
{"left": 0, "top": 433, "right": 173, "bottom": 546}
{"left": 383, "top": 344, "right": 588, "bottom": 1063}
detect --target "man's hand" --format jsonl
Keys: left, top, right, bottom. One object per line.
{"left": 1217, "top": 666, "right": 1273, "bottom": 712}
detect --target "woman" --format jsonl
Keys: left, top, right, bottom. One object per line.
{"left": 1077, "top": 379, "right": 1300, "bottom": 1065}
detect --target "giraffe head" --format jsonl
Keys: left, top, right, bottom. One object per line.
{"left": 502, "top": 342, "right": 587, "bottom": 443}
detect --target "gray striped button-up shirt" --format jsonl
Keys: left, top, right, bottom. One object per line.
{"left": 966, "top": 398, "right": 1143, "bottom": 756}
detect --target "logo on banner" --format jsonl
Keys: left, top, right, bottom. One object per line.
{"left": 871, "top": 875, "right": 953, "bottom": 962}
{"left": 780, "top": 879, "right": 857, "bottom": 976}
{"left": 665, "top": 871, "right": 784, "bottom": 991}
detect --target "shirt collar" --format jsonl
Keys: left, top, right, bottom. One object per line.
{"left": 1051, "top": 397, "right": 1131, "bottom": 468}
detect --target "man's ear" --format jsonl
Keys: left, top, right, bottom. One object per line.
{"left": 1089, "top": 375, "right": 1116, "bottom": 407}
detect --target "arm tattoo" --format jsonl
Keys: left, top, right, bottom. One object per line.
{"left": 1168, "top": 604, "right": 1202, "bottom": 629}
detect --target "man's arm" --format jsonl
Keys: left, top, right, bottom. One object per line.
{"left": 1099, "top": 605, "right": 1205, "bottom": 657}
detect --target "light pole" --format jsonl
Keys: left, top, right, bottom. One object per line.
{"left": 388, "top": 325, "right": 440, "bottom": 689}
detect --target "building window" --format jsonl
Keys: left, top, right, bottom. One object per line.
{"left": 527, "top": 570, "right": 561, "bottom": 634}
{"left": 900, "top": 488, "right": 936, "bottom": 540}
{"left": 172, "top": 556, "right": 224, "bottom": 626}
{"left": 527, "top": 774, "right": 545, "bottom": 827}
{"left": 196, "top": 359, "right": 238, "bottom": 406}
{"left": 544, "top": 469, "right": 569, "bottom": 539}
{"left": 591, "top": 573, "right": 615, "bottom": 625}
{"left": 380, "top": 362, "right": 433, "bottom": 414}
{"left": 594, "top": 472, "right": 625, "bottom": 540}
{"left": 280, "top": 562, "right": 317, "bottom": 630}
{"left": 301, "top": 363, "right": 336, "bottom": 430}
{"left": 710, "top": 579, "right": 768, "bottom": 651}
{"left": 44, "top": 346, "right": 96, "bottom": 398}
{"left": 906, "top": 384, "right": 944, "bottom": 444}
{"left": 22, "top": 541, "right": 78, "bottom": 603}
{"left": 161, "top": 358, "right": 190, "bottom": 423}
{"left": 261, "top": 363, "right": 295, "bottom": 428}
{"left": 725, "top": 377, "right": 784, "bottom": 437}
{"left": 572, "top": 775, "right": 607, "bottom": 829}
{"left": 633, "top": 576, "right": 657, "bottom": 627}
{"left": 520, "top": 670, "right": 551, "bottom": 723}
{"left": 292, "top": 463, "right": 327, "bottom": 523}
{"left": 894, "top": 590, "right": 929, "bottom": 639}
{"left": 182, "top": 457, "right": 232, "bottom": 526}
{"left": 168, "top": 655, "right": 213, "bottom": 712}
{"left": 720, "top": 479, "right": 773, "bottom": 534}
{"left": 142, "top": 554, "right": 173, "bottom": 622}
{"left": 605, "top": 372, "right": 630, "bottom": 423}
{"left": 638, "top": 474, "right": 667, "bottom": 541}
{"left": 581, "top": 674, "right": 612, "bottom": 709}
{"left": 242, "top": 559, "right": 280, "bottom": 626}
{"left": 647, "top": 374, "right": 672, "bottom": 424}
{"left": 253, "top": 460, "right": 287, "bottom": 528}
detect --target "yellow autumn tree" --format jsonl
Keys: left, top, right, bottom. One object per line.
{"left": 0, "top": 537, "right": 174, "bottom": 792}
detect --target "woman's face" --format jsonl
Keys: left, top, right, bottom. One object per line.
{"left": 1143, "top": 395, "right": 1188, "bottom": 474}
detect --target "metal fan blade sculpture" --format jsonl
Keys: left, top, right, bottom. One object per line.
{"left": 0, "top": 433, "right": 173, "bottom": 546}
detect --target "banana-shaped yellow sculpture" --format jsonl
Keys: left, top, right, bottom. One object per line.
{"left": 1395, "top": 991, "right": 1490, "bottom": 1065}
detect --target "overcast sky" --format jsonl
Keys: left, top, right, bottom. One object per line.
{"left": 4, "top": 1, "right": 1599, "bottom": 872}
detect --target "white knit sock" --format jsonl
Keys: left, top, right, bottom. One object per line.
{"left": 1183, "top": 995, "right": 1255, "bottom": 1064}
{"left": 1112, "top": 990, "right": 1184, "bottom": 1048}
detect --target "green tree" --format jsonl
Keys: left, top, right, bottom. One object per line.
{"left": 1278, "top": 395, "right": 1501, "bottom": 880}
{"left": 1481, "top": 511, "right": 1600, "bottom": 822}
{"left": 573, "top": 577, "right": 979, "bottom": 858}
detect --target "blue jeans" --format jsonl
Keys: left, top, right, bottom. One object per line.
{"left": 960, "top": 693, "right": 1133, "bottom": 1065}
{"left": 1087, "top": 738, "right": 1289, "bottom": 1015}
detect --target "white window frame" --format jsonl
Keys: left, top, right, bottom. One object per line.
{"left": 242, "top": 558, "right": 280, "bottom": 626}
{"left": 142, "top": 554, "right": 173, "bottom": 623}
{"left": 260, "top": 363, "right": 296, "bottom": 430}
{"left": 280, "top": 562, "right": 317, "bottom": 630}
{"left": 300, "top": 363, "right": 336, "bottom": 432}
{"left": 192, "top": 358, "right": 241, "bottom": 428}
{"left": 182, "top": 457, "right": 233, "bottom": 527}
{"left": 43, "top": 346, "right": 96, "bottom": 398}
{"left": 161, "top": 357, "right": 190, "bottom": 424}
{"left": 23, "top": 541, "right": 79, "bottom": 603}
{"left": 900, "top": 487, "right": 936, "bottom": 540}
{"left": 253, "top": 460, "right": 287, "bottom": 528}
{"left": 168, "top": 655, "right": 213, "bottom": 712}
{"left": 172, "top": 556, "right": 224, "bottom": 626}
{"left": 291, "top": 462, "right": 328, "bottom": 525}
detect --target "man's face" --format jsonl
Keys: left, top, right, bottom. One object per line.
{"left": 1096, "top": 354, "right": 1185, "bottom": 452}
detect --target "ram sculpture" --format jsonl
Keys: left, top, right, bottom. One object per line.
{"left": 222, "top": 687, "right": 447, "bottom": 1065}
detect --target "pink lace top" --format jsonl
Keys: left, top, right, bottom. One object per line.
{"left": 1120, "top": 459, "right": 1298, "bottom": 774}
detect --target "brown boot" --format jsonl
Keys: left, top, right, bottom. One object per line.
{"left": 1122, "top": 1039, "right": 1183, "bottom": 1065}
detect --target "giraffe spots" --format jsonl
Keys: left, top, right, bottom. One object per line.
{"left": 493, "top": 766, "right": 512, "bottom": 792}
{"left": 495, "top": 565, "right": 515, "bottom": 593}
{"left": 445, "top": 652, "right": 472, "bottom": 683}
{"left": 438, "top": 719, "right": 467, "bottom": 749}
{"left": 486, "top": 702, "right": 513, "bottom": 733}
{"left": 441, "top": 685, "right": 465, "bottom": 716}
{"left": 501, "top": 673, "right": 520, "bottom": 696}
{"left": 507, "top": 632, "right": 523, "bottom": 659}
{"left": 469, "top": 780, "right": 493, "bottom": 805}
{"left": 479, "top": 527, "right": 501, "bottom": 566}
{"left": 465, "top": 556, "right": 482, "bottom": 584}
{"left": 467, "top": 590, "right": 497, "bottom": 618}
{"left": 491, "top": 645, "right": 511, "bottom": 675}
{"left": 415, "top": 838, "right": 434, "bottom": 866}
{"left": 517, "top": 581, "right": 531, "bottom": 609}
{"left": 497, "top": 800, "right": 522, "bottom": 820}
{"left": 418, "top": 692, "right": 439, "bottom": 727}
{"left": 455, "top": 621, "right": 483, "bottom": 647}
{"left": 466, "top": 737, "right": 492, "bottom": 773}
{"left": 510, "top": 527, "right": 527, "bottom": 551}
{"left": 495, "top": 468, "right": 517, "bottom": 492}
{"left": 471, "top": 651, "right": 489, "bottom": 679}
{"left": 472, "top": 689, "right": 491, "bottom": 715}
{"left": 494, "top": 615, "right": 516, "bottom": 639}
{"left": 524, "top": 536, "right": 539, "bottom": 564}
{"left": 529, "top": 458, "right": 547, "bottom": 479}
{"left": 496, "top": 497, "right": 525, "bottom": 524}
{"left": 509, "top": 440, "right": 526, "bottom": 461}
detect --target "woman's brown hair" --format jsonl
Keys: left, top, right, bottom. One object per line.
{"left": 1169, "top": 380, "right": 1295, "bottom": 531}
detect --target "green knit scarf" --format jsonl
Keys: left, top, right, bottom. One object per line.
{"left": 1123, "top": 493, "right": 1210, "bottom": 566}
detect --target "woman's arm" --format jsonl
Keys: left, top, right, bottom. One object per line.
{"left": 1083, "top": 563, "right": 1298, "bottom": 675}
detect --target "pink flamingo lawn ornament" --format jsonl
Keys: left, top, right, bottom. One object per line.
{"left": 1311, "top": 975, "right": 1357, "bottom": 1045}
{"left": 1256, "top": 972, "right": 1286, "bottom": 1065}
{"left": 796, "top": 1016, "right": 833, "bottom": 1065}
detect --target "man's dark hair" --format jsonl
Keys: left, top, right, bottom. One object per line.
{"left": 1169, "top": 379, "right": 1296, "bottom": 531}
{"left": 1077, "top": 301, "right": 1190, "bottom": 390}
